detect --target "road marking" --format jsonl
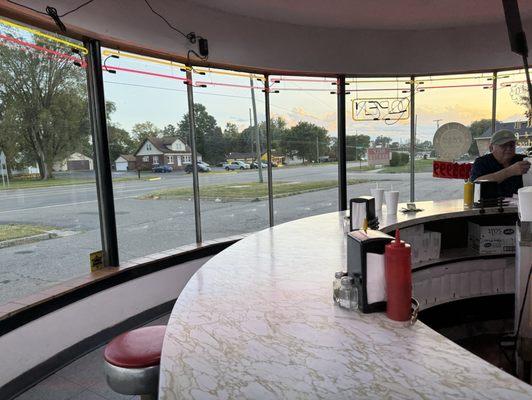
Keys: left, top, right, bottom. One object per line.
{"left": 0, "top": 194, "right": 142, "bottom": 214}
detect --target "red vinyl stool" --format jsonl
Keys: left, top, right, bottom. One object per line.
{"left": 104, "top": 325, "right": 166, "bottom": 400}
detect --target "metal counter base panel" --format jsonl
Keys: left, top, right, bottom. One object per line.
{"left": 159, "top": 201, "right": 532, "bottom": 399}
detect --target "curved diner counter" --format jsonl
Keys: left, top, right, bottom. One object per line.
{"left": 159, "top": 200, "right": 532, "bottom": 399}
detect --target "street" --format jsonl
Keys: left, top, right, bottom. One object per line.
{"left": 0, "top": 163, "right": 463, "bottom": 304}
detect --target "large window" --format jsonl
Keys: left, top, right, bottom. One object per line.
{"left": 192, "top": 68, "right": 270, "bottom": 239}
{"left": 268, "top": 76, "right": 338, "bottom": 224}
{"left": 101, "top": 48, "right": 195, "bottom": 261}
{"left": 345, "top": 77, "right": 411, "bottom": 203}
{"left": 415, "top": 73, "right": 493, "bottom": 201}
{"left": 497, "top": 70, "right": 532, "bottom": 155}
{"left": 0, "top": 20, "right": 101, "bottom": 303}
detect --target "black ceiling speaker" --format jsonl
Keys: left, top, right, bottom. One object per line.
{"left": 502, "top": 0, "right": 528, "bottom": 56}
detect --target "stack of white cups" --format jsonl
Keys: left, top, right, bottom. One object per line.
{"left": 370, "top": 185, "right": 385, "bottom": 213}
{"left": 384, "top": 187, "right": 399, "bottom": 215}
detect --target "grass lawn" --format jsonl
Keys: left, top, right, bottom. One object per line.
{"left": 378, "top": 159, "right": 434, "bottom": 174}
{"left": 0, "top": 224, "right": 55, "bottom": 242}
{"left": 142, "top": 179, "right": 369, "bottom": 201}
{"left": 0, "top": 176, "right": 137, "bottom": 190}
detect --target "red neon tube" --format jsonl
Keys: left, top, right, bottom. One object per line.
{"left": 194, "top": 81, "right": 264, "bottom": 90}
{"left": 105, "top": 65, "right": 187, "bottom": 81}
{"left": 0, "top": 33, "right": 85, "bottom": 66}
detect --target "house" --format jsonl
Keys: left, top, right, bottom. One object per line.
{"left": 475, "top": 121, "right": 532, "bottom": 155}
{"left": 134, "top": 137, "right": 202, "bottom": 170}
{"left": 114, "top": 155, "right": 136, "bottom": 171}
{"left": 53, "top": 152, "right": 94, "bottom": 171}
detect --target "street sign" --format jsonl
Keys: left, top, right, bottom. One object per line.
{"left": 367, "top": 148, "right": 391, "bottom": 166}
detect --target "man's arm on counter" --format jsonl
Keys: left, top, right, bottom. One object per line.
{"left": 474, "top": 160, "right": 531, "bottom": 183}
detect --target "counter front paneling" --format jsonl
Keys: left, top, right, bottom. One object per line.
{"left": 159, "top": 200, "right": 531, "bottom": 399}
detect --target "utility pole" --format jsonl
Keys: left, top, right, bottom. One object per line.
{"left": 316, "top": 136, "right": 319, "bottom": 162}
{"left": 250, "top": 77, "right": 263, "bottom": 183}
{"left": 249, "top": 108, "right": 253, "bottom": 154}
{"left": 433, "top": 119, "right": 443, "bottom": 130}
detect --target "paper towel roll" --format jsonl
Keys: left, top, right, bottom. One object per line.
{"left": 366, "top": 252, "right": 386, "bottom": 304}
{"left": 518, "top": 187, "right": 532, "bottom": 222}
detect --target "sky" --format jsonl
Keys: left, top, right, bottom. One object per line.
{"left": 101, "top": 51, "right": 530, "bottom": 144}
{"left": 1, "top": 18, "right": 529, "bottom": 147}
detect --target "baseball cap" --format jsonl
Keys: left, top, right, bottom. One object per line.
{"left": 490, "top": 129, "right": 516, "bottom": 145}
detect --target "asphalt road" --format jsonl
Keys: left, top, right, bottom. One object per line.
{"left": 0, "top": 163, "right": 463, "bottom": 304}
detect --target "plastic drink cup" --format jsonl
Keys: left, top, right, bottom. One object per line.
{"left": 384, "top": 190, "right": 399, "bottom": 215}
{"left": 370, "top": 188, "right": 385, "bottom": 212}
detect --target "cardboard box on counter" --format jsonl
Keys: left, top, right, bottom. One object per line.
{"left": 467, "top": 222, "right": 516, "bottom": 255}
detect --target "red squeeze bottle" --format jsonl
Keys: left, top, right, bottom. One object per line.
{"left": 385, "top": 228, "right": 412, "bottom": 321}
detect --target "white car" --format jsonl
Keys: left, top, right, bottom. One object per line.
{"left": 225, "top": 161, "right": 250, "bottom": 170}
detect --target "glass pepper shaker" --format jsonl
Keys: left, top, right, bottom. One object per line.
{"left": 333, "top": 271, "right": 347, "bottom": 303}
{"left": 339, "top": 276, "right": 358, "bottom": 310}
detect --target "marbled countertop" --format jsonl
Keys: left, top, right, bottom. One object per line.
{"left": 159, "top": 200, "right": 529, "bottom": 399}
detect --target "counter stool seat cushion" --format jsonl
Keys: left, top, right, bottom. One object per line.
{"left": 104, "top": 325, "right": 166, "bottom": 368}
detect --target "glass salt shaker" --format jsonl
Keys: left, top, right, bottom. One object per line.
{"left": 333, "top": 271, "right": 347, "bottom": 303}
{"left": 339, "top": 276, "right": 358, "bottom": 310}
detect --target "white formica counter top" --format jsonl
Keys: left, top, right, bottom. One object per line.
{"left": 159, "top": 200, "right": 530, "bottom": 399}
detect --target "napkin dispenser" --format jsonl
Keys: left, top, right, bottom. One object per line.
{"left": 347, "top": 229, "right": 394, "bottom": 313}
{"left": 474, "top": 180, "right": 499, "bottom": 206}
{"left": 350, "top": 196, "right": 378, "bottom": 231}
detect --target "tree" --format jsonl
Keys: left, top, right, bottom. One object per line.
{"left": 0, "top": 35, "right": 90, "bottom": 179}
{"left": 281, "top": 122, "right": 330, "bottom": 163}
{"left": 108, "top": 126, "right": 135, "bottom": 162}
{"left": 177, "top": 103, "right": 222, "bottom": 162}
{"left": 468, "top": 119, "right": 493, "bottom": 156}
{"left": 346, "top": 134, "right": 370, "bottom": 161}
{"left": 162, "top": 124, "right": 178, "bottom": 137}
{"left": 132, "top": 121, "right": 161, "bottom": 144}
{"left": 374, "top": 135, "right": 392, "bottom": 147}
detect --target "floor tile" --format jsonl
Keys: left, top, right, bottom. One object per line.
{"left": 56, "top": 346, "right": 106, "bottom": 387}
{"left": 15, "top": 373, "right": 84, "bottom": 400}
{"left": 68, "top": 389, "right": 108, "bottom": 400}
{"left": 86, "top": 380, "right": 134, "bottom": 400}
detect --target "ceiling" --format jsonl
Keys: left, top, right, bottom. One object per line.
{"left": 187, "top": 0, "right": 532, "bottom": 30}
{"left": 1, "top": 0, "right": 532, "bottom": 75}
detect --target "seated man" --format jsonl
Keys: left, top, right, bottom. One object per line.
{"left": 470, "top": 129, "right": 530, "bottom": 197}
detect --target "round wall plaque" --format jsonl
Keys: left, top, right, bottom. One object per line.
{"left": 433, "top": 122, "right": 472, "bottom": 161}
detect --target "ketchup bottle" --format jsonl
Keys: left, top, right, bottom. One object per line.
{"left": 385, "top": 229, "right": 412, "bottom": 321}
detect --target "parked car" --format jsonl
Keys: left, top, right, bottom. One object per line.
{"left": 152, "top": 164, "right": 173, "bottom": 173}
{"left": 225, "top": 161, "right": 250, "bottom": 170}
{"left": 184, "top": 161, "right": 211, "bottom": 173}
{"left": 250, "top": 161, "right": 268, "bottom": 169}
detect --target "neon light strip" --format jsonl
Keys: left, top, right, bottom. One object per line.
{"left": 102, "top": 49, "right": 189, "bottom": 70}
{"left": 346, "top": 79, "right": 411, "bottom": 84}
{"left": 498, "top": 79, "right": 526, "bottom": 86}
{"left": 0, "top": 33, "right": 85, "bottom": 65}
{"left": 0, "top": 18, "right": 88, "bottom": 54}
{"left": 102, "top": 49, "right": 263, "bottom": 80}
{"left": 106, "top": 65, "right": 188, "bottom": 81}
{"left": 270, "top": 77, "right": 336, "bottom": 83}
{"left": 417, "top": 83, "right": 492, "bottom": 90}
{"left": 194, "top": 68, "right": 264, "bottom": 80}
{"left": 194, "top": 81, "right": 263, "bottom": 90}
{"left": 413, "top": 75, "right": 493, "bottom": 83}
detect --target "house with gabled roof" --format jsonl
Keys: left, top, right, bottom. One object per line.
{"left": 475, "top": 121, "right": 532, "bottom": 155}
{"left": 134, "top": 137, "right": 202, "bottom": 170}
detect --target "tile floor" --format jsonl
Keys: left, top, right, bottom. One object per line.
{"left": 14, "top": 314, "right": 170, "bottom": 400}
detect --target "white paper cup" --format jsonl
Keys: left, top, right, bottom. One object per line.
{"left": 370, "top": 188, "right": 385, "bottom": 212}
{"left": 384, "top": 190, "right": 399, "bottom": 215}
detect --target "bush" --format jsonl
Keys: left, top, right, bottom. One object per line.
{"left": 390, "top": 152, "right": 409, "bottom": 167}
